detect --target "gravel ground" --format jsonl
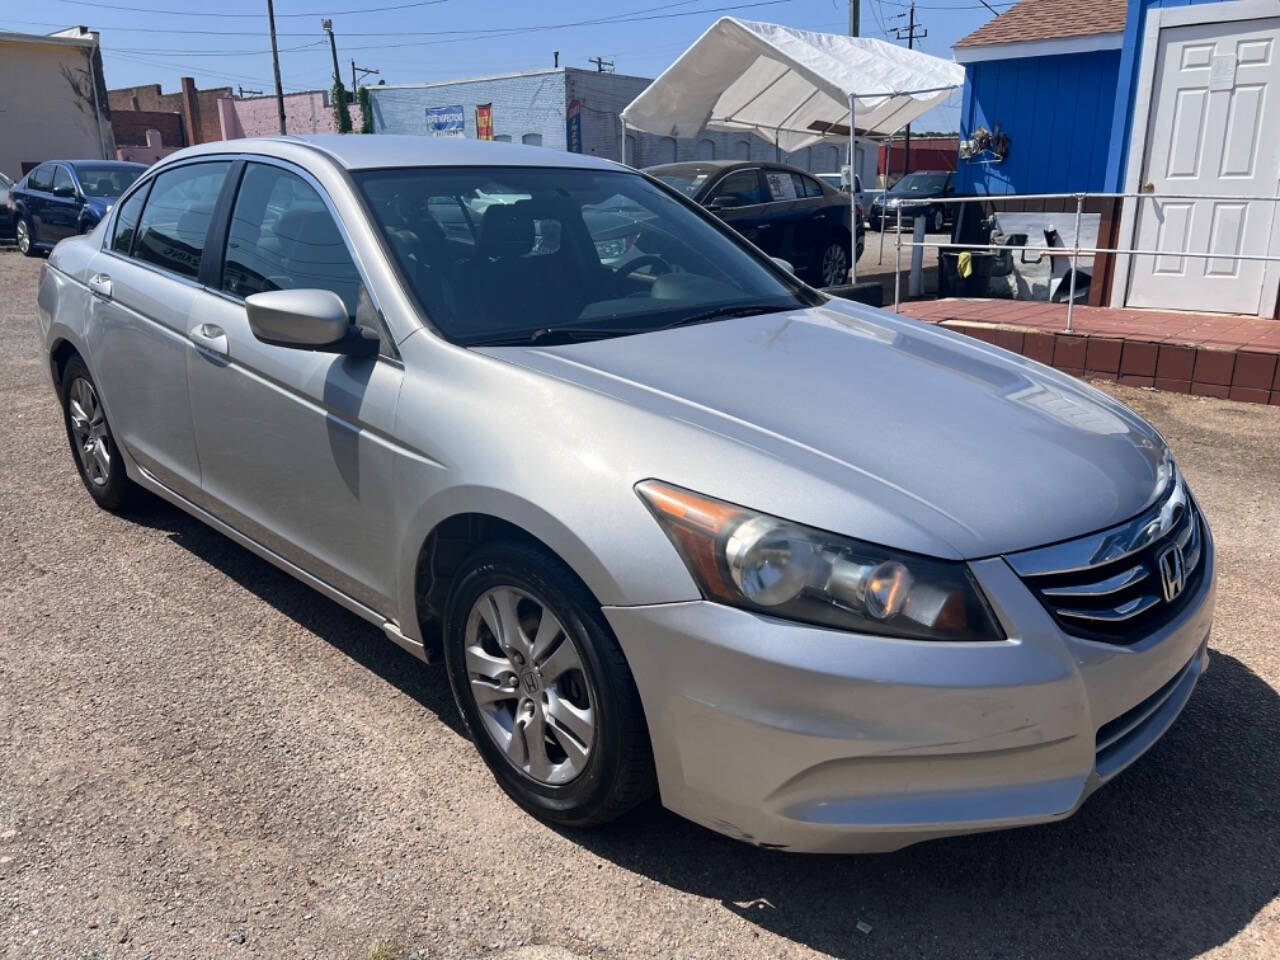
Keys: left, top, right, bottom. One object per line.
{"left": 1, "top": 248, "right": 1277, "bottom": 960}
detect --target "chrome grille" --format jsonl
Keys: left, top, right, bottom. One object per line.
{"left": 1006, "top": 471, "right": 1205, "bottom": 643}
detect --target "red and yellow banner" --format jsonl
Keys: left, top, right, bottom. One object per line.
{"left": 475, "top": 103, "right": 493, "bottom": 141}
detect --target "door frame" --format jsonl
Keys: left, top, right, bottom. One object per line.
{"left": 1111, "top": 0, "right": 1280, "bottom": 316}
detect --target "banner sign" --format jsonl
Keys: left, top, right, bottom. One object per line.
{"left": 426, "top": 104, "right": 465, "bottom": 137}
{"left": 475, "top": 103, "right": 493, "bottom": 140}
{"left": 566, "top": 99, "right": 582, "bottom": 153}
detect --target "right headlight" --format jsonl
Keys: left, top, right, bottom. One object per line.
{"left": 637, "top": 480, "right": 1004, "bottom": 642}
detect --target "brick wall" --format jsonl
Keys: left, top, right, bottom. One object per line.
{"left": 219, "top": 90, "right": 364, "bottom": 138}
{"left": 112, "top": 109, "right": 183, "bottom": 147}
{"left": 108, "top": 80, "right": 231, "bottom": 145}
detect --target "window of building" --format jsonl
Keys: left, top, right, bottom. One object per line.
{"left": 521, "top": 133, "right": 543, "bottom": 147}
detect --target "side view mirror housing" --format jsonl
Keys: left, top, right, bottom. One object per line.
{"left": 707, "top": 195, "right": 741, "bottom": 211}
{"left": 245, "top": 289, "right": 378, "bottom": 358}
{"left": 52, "top": 185, "right": 76, "bottom": 198}
{"left": 770, "top": 256, "right": 795, "bottom": 275}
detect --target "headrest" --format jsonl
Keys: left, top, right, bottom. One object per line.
{"left": 478, "top": 201, "right": 535, "bottom": 260}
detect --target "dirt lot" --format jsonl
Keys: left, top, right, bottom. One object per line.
{"left": 1, "top": 249, "right": 1277, "bottom": 960}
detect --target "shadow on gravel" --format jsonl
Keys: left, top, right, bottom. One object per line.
{"left": 122, "top": 499, "right": 1278, "bottom": 959}
{"left": 127, "top": 497, "right": 465, "bottom": 736}
{"left": 563, "top": 649, "right": 1280, "bottom": 960}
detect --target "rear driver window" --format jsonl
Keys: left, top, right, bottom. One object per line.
{"left": 134, "top": 162, "right": 230, "bottom": 279}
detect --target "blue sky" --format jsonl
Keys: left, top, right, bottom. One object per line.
{"left": 3, "top": 0, "right": 1012, "bottom": 132}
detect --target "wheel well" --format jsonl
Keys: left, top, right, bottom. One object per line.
{"left": 50, "top": 340, "right": 80, "bottom": 393}
{"left": 413, "top": 513, "right": 556, "bottom": 659}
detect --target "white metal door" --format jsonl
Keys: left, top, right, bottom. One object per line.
{"left": 1128, "top": 18, "right": 1280, "bottom": 313}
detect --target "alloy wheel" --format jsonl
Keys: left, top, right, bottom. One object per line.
{"left": 16, "top": 220, "right": 30, "bottom": 254}
{"left": 67, "top": 377, "right": 110, "bottom": 486}
{"left": 821, "top": 242, "right": 849, "bottom": 286}
{"left": 464, "top": 586, "right": 596, "bottom": 785}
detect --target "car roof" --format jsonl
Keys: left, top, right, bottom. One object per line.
{"left": 69, "top": 160, "right": 147, "bottom": 169}
{"left": 169, "top": 134, "right": 623, "bottom": 172}
{"left": 646, "top": 159, "right": 826, "bottom": 176}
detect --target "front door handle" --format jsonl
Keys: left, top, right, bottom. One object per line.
{"left": 189, "top": 322, "right": 229, "bottom": 358}
{"left": 88, "top": 273, "right": 112, "bottom": 300}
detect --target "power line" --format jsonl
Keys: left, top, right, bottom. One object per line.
{"left": 40, "top": 0, "right": 454, "bottom": 18}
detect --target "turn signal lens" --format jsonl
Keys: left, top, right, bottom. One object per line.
{"left": 636, "top": 480, "right": 1004, "bottom": 642}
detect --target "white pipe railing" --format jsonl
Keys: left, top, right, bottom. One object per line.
{"left": 881, "top": 190, "right": 1280, "bottom": 332}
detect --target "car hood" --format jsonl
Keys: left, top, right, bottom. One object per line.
{"left": 479, "top": 302, "right": 1171, "bottom": 559}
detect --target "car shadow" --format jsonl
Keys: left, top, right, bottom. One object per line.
{"left": 126, "top": 496, "right": 465, "bottom": 737}
{"left": 126, "top": 498, "right": 1277, "bottom": 959}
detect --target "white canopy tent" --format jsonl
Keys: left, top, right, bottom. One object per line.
{"left": 620, "top": 18, "right": 965, "bottom": 282}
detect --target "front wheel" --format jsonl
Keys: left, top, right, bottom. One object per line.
{"left": 16, "top": 217, "right": 37, "bottom": 256}
{"left": 443, "top": 540, "right": 656, "bottom": 827}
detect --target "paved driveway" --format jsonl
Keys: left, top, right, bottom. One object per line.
{"left": 1, "top": 251, "right": 1277, "bottom": 960}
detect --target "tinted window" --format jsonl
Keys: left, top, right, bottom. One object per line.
{"left": 52, "top": 165, "right": 75, "bottom": 194}
{"left": 28, "top": 164, "right": 53, "bottom": 192}
{"left": 650, "top": 164, "right": 716, "bottom": 197}
{"left": 710, "top": 170, "right": 765, "bottom": 206}
{"left": 76, "top": 163, "right": 144, "bottom": 199}
{"left": 793, "top": 173, "right": 824, "bottom": 198}
{"left": 221, "top": 163, "right": 365, "bottom": 322}
{"left": 133, "top": 162, "right": 229, "bottom": 279}
{"left": 888, "top": 172, "right": 949, "bottom": 196}
{"left": 111, "top": 182, "right": 150, "bottom": 255}
{"left": 356, "top": 166, "right": 812, "bottom": 345}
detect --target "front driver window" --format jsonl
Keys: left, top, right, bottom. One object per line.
{"left": 52, "top": 166, "right": 75, "bottom": 195}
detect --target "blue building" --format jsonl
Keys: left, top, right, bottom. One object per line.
{"left": 954, "top": 0, "right": 1280, "bottom": 315}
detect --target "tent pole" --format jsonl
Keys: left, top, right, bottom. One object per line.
{"left": 848, "top": 92, "right": 857, "bottom": 284}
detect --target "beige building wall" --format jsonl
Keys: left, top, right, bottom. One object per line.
{"left": 0, "top": 32, "right": 116, "bottom": 181}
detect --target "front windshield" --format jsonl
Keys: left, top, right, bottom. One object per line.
{"left": 75, "top": 164, "right": 143, "bottom": 199}
{"left": 355, "top": 166, "right": 813, "bottom": 345}
{"left": 888, "top": 172, "right": 949, "bottom": 196}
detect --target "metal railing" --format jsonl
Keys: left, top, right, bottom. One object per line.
{"left": 876, "top": 190, "right": 1280, "bottom": 331}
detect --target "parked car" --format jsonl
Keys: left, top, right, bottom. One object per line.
{"left": 0, "top": 171, "right": 14, "bottom": 242}
{"left": 646, "top": 160, "right": 863, "bottom": 287}
{"left": 36, "top": 136, "right": 1214, "bottom": 854}
{"left": 869, "top": 170, "right": 957, "bottom": 233}
{"left": 12, "top": 160, "right": 146, "bottom": 256}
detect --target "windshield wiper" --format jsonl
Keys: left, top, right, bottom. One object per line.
{"left": 464, "top": 303, "right": 791, "bottom": 348}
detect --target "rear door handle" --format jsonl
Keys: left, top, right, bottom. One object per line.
{"left": 189, "top": 322, "right": 229, "bottom": 359}
{"left": 88, "top": 273, "right": 112, "bottom": 300}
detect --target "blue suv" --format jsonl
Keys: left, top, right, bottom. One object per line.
{"left": 12, "top": 160, "right": 146, "bottom": 256}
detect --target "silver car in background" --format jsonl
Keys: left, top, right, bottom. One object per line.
{"left": 35, "top": 136, "right": 1214, "bottom": 853}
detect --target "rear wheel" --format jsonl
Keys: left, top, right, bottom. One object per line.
{"left": 16, "top": 217, "right": 37, "bottom": 256}
{"left": 443, "top": 540, "right": 656, "bottom": 827}
{"left": 60, "top": 355, "right": 138, "bottom": 512}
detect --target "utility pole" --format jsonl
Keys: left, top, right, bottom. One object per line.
{"left": 848, "top": 0, "right": 859, "bottom": 37}
{"left": 266, "top": 0, "right": 286, "bottom": 134}
{"left": 588, "top": 56, "right": 614, "bottom": 73}
{"left": 322, "top": 19, "right": 341, "bottom": 89}
{"left": 890, "top": 2, "right": 926, "bottom": 178}
{"left": 351, "top": 59, "right": 379, "bottom": 92}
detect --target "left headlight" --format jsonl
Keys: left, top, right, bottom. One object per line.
{"left": 636, "top": 480, "right": 1005, "bottom": 642}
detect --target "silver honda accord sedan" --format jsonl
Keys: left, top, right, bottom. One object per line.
{"left": 34, "top": 135, "right": 1214, "bottom": 853}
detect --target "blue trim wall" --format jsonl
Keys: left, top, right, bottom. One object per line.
{"left": 1105, "top": 0, "right": 1228, "bottom": 190}
{"left": 956, "top": 49, "right": 1121, "bottom": 195}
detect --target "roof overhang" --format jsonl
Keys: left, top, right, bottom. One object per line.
{"left": 954, "top": 31, "right": 1123, "bottom": 64}
{"left": 0, "top": 29, "right": 98, "bottom": 50}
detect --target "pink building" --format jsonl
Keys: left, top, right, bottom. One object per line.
{"left": 218, "top": 90, "right": 364, "bottom": 139}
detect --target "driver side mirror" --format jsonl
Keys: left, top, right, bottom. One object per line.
{"left": 52, "top": 185, "right": 76, "bottom": 198}
{"left": 707, "top": 195, "right": 741, "bottom": 211}
{"left": 770, "top": 257, "right": 795, "bottom": 275}
{"left": 246, "top": 289, "right": 378, "bottom": 358}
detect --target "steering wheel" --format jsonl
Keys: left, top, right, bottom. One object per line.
{"left": 614, "top": 254, "right": 671, "bottom": 283}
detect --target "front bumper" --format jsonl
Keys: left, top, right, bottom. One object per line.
{"left": 604, "top": 542, "right": 1214, "bottom": 854}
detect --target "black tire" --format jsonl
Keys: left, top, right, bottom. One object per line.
{"left": 59, "top": 355, "right": 139, "bottom": 512}
{"left": 442, "top": 539, "right": 656, "bottom": 827}
{"left": 16, "top": 216, "right": 37, "bottom": 257}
